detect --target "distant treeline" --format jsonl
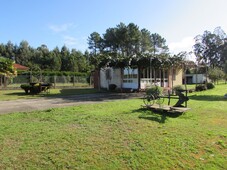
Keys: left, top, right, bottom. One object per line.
{"left": 0, "top": 41, "right": 93, "bottom": 73}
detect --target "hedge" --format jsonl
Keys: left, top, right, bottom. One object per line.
{"left": 17, "top": 71, "right": 89, "bottom": 77}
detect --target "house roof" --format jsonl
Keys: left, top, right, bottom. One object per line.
{"left": 13, "top": 63, "right": 29, "bottom": 71}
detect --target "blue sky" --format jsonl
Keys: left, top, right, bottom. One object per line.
{"left": 1, "top": 0, "right": 227, "bottom": 60}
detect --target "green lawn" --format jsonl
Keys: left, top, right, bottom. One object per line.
{"left": 0, "top": 84, "right": 226, "bottom": 169}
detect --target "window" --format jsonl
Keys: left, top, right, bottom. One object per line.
{"left": 123, "top": 68, "right": 138, "bottom": 83}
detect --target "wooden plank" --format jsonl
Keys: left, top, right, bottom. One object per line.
{"left": 170, "top": 107, "right": 191, "bottom": 111}
{"left": 141, "top": 104, "right": 191, "bottom": 113}
{"left": 142, "top": 104, "right": 171, "bottom": 111}
{"left": 150, "top": 105, "right": 171, "bottom": 111}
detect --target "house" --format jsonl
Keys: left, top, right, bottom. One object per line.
{"left": 185, "top": 73, "right": 208, "bottom": 84}
{"left": 13, "top": 63, "right": 29, "bottom": 71}
{"left": 94, "top": 66, "right": 183, "bottom": 90}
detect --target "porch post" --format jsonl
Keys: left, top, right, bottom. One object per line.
{"left": 163, "top": 69, "right": 165, "bottom": 87}
{"left": 154, "top": 69, "right": 156, "bottom": 82}
{"left": 138, "top": 67, "right": 141, "bottom": 90}
{"left": 150, "top": 67, "right": 152, "bottom": 84}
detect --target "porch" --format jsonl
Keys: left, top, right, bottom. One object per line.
{"left": 123, "top": 68, "right": 170, "bottom": 89}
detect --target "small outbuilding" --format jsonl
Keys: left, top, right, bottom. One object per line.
{"left": 94, "top": 66, "right": 183, "bottom": 90}
{"left": 185, "top": 74, "right": 208, "bottom": 84}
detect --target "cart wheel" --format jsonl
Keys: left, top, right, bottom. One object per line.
{"left": 143, "top": 94, "right": 155, "bottom": 106}
{"left": 156, "top": 95, "right": 164, "bottom": 105}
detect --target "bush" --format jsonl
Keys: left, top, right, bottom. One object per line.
{"left": 17, "top": 71, "right": 88, "bottom": 77}
{"left": 195, "top": 84, "right": 207, "bottom": 91}
{"left": 206, "top": 82, "right": 215, "bottom": 89}
{"left": 146, "top": 86, "right": 163, "bottom": 97}
{"left": 21, "top": 83, "right": 52, "bottom": 94}
{"left": 109, "top": 84, "right": 117, "bottom": 91}
{"left": 30, "top": 84, "right": 42, "bottom": 94}
{"left": 20, "top": 84, "right": 32, "bottom": 94}
{"left": 173, "top": 85, "right": 184, "bottom": 92}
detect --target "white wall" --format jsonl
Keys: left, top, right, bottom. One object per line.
{"left": 100, "top": 68, "right": 121, "bottom": 89}
{"left": 193, "top": 74, "right": 206, "bottom": 84}
{"left": 100, "top": 68, "right": 139, "bottom": 89}
{"left": 186, "top": 74, "right": 207, "bottom": 84}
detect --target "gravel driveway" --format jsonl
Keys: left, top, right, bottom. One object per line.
{"left": 0, "top": 93, "right": 143, "bottom": 114}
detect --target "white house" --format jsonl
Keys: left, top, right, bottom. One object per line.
{"left": 185, "top": 74, "right": 208, "bottom": 84}
{"left": 94, "top": 66, "right": 183, "bottom": 90}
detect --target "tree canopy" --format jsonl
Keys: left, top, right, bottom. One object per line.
{"left": 87, "top": 22, "right": 182, "bottom": 70}
{"left": 0, "top": 56, "right": 16, "bottom": 77}
{"left": 193, "top": 27, "right": 227, "bottom": 68}
{"left": 0, "top": 41, "right": 90, "bottom": 73}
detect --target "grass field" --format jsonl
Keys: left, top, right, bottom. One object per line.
{"left": 0, "top": 84, "right": 226, "bottom": 169}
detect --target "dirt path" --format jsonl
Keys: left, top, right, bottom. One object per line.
{"left": 0, "top": 93, "right": 143, "bottom": 114}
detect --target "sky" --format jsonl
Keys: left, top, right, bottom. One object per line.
{"left": 1, "top": 0, "right": 227, "bottom": 61}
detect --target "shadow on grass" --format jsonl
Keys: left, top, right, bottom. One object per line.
{"left": 3, "top": 88, "right": 100, "bottom": 98}
{"left": 189, "top": 94, "right": 226, "bottom": 101}
{"left": 59, "top": 88, "right": 100, "bottom": 95}
{"left": 2, "top": 88, "right": 143, "bottom": 103}
{"left": 3, "top": 92, "right": 49, "bottom": 97}
{"left": 4, "top": 92, "right": 27, "bottom": 96}
{"left": 133, "top": 108, "right": 183, "bottom": 124}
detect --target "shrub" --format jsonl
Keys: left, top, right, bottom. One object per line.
{"left": 20, "top": 84, "right": 32, "bottom": 94}
{"left": 21, "top": 83, "right": 52, "bottom": 94}
{"left": 146, "top": 86, "right": 163, "bottom": 96}
{"left": 173, "top": 85, "right": 184, "bottom": 92}
{"left": 206, "top": 82, "right": 215, "bottom": 89}
{"left": 20, "top": 84, "right": 31, "bottom": 88}
{"left": 30, "top": 84, "right": 42, "bottom": 94}
{"left": 109, "top": 84, "right": 117, "bottom": 91}
{"left": 195, "top": 84, "right": 207, "bottom": 91}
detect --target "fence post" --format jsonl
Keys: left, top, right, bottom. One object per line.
{"left": 54, "top": 75, "right": 56, "bottom": 89}
{"left": 4, "top": 76, "right": 7, "bottom": 88}
{"left": 73, "top": 75, "right": 75, "bottom": 86}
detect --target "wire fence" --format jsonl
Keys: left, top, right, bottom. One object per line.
{"left": 0, "top": 75, "right": 92, "bottom": 89}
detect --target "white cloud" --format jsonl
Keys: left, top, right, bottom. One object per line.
{"left": 169, "top": 36, "right": 195, "bottom": 53}
{"left": 62, "top": 35, "right": 87, "bottom": 51}
{"left": 63, "top": 35, "right": 78, "bottom": 46}
{"left": 168, "top": 37, "right": 196, "bottom": 61}
{"left": 48, "top": 23, "right": 74, "bottom": 33}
